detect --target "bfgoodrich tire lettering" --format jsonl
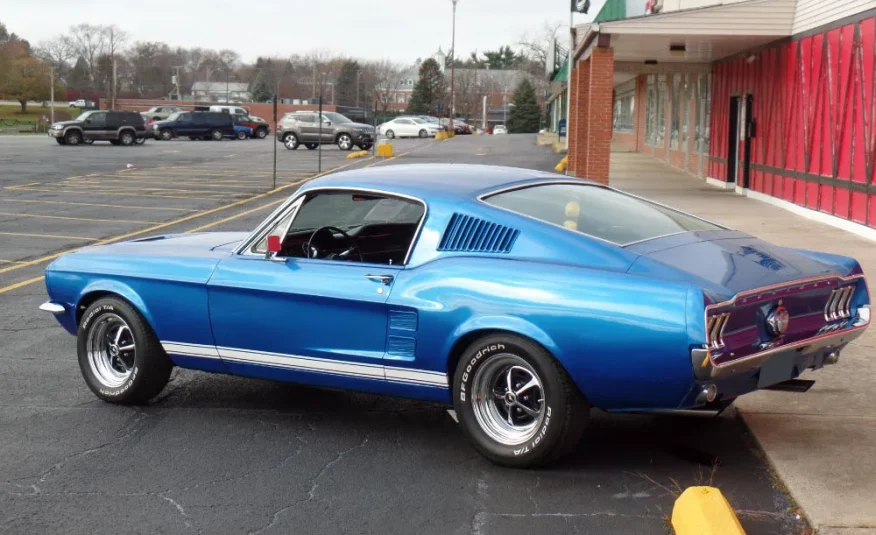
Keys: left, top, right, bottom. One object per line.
{"left": 77, "top": 297, "right": 173, "bottom": 405}
{"left": 452, "top": 334, "right": 589, "bottom": 468}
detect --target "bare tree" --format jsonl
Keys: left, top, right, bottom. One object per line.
{"left": 35, "top": 36, "right": 75, "bottom": 79}
{"left": 68, "top": 24, "right": 107, "bottom": 83}
{"left": 103, "top": 25, "right": 128, "bottom": 59}
{"left": 368, "top": 59, "right": 404, "bottom": 112}
{"left": 517, "top": 21, "right": 563, "bottom": 69}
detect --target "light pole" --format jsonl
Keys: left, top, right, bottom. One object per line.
{"left": 356, "top": 69, "right": 361, "bottom": 108}
{"left": 449, "top": 0, "right": 459, "bottom": 132}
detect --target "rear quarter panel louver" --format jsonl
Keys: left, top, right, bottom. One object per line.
{"left": 438, "top": 213, "right": 520, "bottom": 253}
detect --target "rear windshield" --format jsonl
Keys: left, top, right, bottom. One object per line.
{"left": 484, "top": 183, "right": 722, "bottom": 246}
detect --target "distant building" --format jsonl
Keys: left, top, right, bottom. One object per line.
{"left": 191, "top": 81, "right": 251, "bottom": 103}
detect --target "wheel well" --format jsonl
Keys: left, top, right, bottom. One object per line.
{"left": 446, "top": 329, "right": 506, "bottom": 381}
{"left": 336, "top": 131, "right": 351, "bottom": 142}
{"left": 75, "top": 291, "right": 141, "bottom": 326}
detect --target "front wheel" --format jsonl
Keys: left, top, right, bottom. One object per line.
{"left": 452, "top": 334, "right": 589, "bottom": 468}
{"left": 337, "top": 133, "right": 353, "bottom": 151}
{"left": 419, "top": 129, "right": 428, "bottom": 138}
{"left": 160, "top": 129, "right": 173, "bottom": 141}
{"left": 256, "top": 127, "right": 267, "bottom": 139}
{"left": 210, "top": 129, "right": 223, "bottom": 141}
{"left": 64, "top": 130, "right": 82, "bottom": 146}
{"left": 77, "top": 297, "right": 173, "bottom": 405}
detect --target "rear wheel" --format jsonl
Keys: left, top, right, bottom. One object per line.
{"left": 119, "top": 130, "right": 135, "bottom": 146}
{"left": 77, "top": 297, "right": 173, "bottom": 405}
{"left": 64, "top": 130, "right": 82, "bottom": 146}
{"left": 452, "top": 334, "right": 590, "bottom": 468}
{"left": 385, "top": 130, "right": 395, "bottom": 139}
{"left": 337, "top": 133, "right": 353, "bottom": 151}
{"left": 210, "top": 129, "right": 222, "bottom": 141}
{"left": 283, "top": 133, "right": 300, "bottom": 150}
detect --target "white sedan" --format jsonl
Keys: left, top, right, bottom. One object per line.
{"left": 378, "top": 117, "right": 441, "bottom": 139}
{"left": 493, "top": 125, "right": 508, "bottom": 135}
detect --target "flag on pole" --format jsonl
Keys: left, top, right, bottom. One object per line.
{"left": 571, "top": 0, "right": 590, "bottom": 13}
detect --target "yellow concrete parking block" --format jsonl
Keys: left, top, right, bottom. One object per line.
{"left": 346, "top": 150, "right": 370, "bottom": 159}
{"left": 672, "top": 487, "right": 745, "bottom": 535}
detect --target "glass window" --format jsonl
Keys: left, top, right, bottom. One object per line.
{"left": 682, "top": 76, "right": 691, "bottom": 146}
{"left": 656, "top": 75, "right": 666, "bottom": 147}
{"left": 613, "top": 89, "right": 634, "bottom": 133}
{"left": 670, "top": 74, "right": 681, "bottom": 150}
{"left": 645, "top": 75, "right": 656, "bottom": 146}
{"left": 484, "top": 183, "right": 721, "bottom": 246}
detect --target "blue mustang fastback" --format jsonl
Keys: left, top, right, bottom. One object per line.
{"left": 41, "top": 164, "right": 870, "bottom": 467}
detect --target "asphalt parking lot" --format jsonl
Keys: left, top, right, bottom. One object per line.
{"left": 0, "top": 134, "right": 808, "bottom": 534}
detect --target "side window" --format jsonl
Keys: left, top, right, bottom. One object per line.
{"left": 396, "top": 119, "right": 411, "bottom": 125}
{"left": 87, "top": 112, "right": 107, "bottom": 128}
{"left": 177, "top": 112, "right": 192, "bottom": 122}
{"left": 268, "top": 191, "right": 425, "bottom": 265}
{"left": 297, "top": 114, "right": 314, "bottom": 124}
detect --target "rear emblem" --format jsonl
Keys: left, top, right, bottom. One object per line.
{"left": 766, "top": 306, "right": 790, "bottom": 336}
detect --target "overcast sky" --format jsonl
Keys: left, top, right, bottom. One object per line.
{"left": 0, "top": 0, "right": 604, "bottom": 64}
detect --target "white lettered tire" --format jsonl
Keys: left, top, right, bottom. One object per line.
{"left": 77, "top": 297, "right": 173, "bottom": 405}
{"left": 452, "top": 334, "right": 589, "bottom": 467}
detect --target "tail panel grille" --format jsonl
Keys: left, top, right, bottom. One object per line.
{"left": 706, "top": 313, "right": 730, "bottom": 350}
{"left": 438, "top": 213, "right": 519, "bottom": 253}
{"left": 825, "top": 286, "right": 854, "bottom": 321}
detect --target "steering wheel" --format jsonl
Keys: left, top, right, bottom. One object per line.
{"left": 305, "top": 226, "right": 363, "bottom": 262}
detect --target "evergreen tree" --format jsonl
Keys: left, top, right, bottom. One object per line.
{"left": 67, "top": 56, "right": 91, "bottom": 92}
{"left": 250, "top": 70, "right": 273, "bottom": 102}
{"left": 508, "top": 78, "right": 541, "bottom": 133}
{"left": 335, "top": 60, "right": 362, "bottom": 107}
{"left": 406, "top": 58, "right": 445, "bottom": 115}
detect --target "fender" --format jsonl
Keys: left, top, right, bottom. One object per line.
{"left": 446, "top": 315, "right": 557, "bottom": 368}
{"left": 78, "top": 279, "right": 156, "bottom": 331}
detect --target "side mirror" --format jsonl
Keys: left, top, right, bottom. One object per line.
{"left": 265, "top": 235, "right": 284, "bottom": 261}
{"left": 323, "top": 120, "right": 331, "bottom": 126}
{"left": 85, "top": 119, "right": 91, "bottom": 123}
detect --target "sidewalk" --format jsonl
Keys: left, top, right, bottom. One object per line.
{"left": 608, "top": 149, "right": 876, "bottom": 534}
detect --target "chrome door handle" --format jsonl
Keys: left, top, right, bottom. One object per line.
{"left": 365, "top": 274, "right": 394, "bottom": 285}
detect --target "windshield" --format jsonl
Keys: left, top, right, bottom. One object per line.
{"left": 484, "top": 183, "right": 723, "bottom": 246}
{"left": 75, "top": 111, "right": 95, "bottom": 121}
{"left": 322, "top": 112, "right": 351, "bottom": 124}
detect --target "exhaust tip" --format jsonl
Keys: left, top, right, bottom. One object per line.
{"left": 705, "top": 384, "right": 718, "bottom": 403}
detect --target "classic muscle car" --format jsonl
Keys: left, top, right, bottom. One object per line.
{"left": 41, "top": 164, "right": 870, "bottom": 467}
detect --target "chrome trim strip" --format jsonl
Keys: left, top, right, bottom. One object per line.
{"left": 234, "top": 186, "right": 429, "bottom": 267}
{"left": 706, "top": 274, "right": 864, "bottom": 312}
{"left": 476, "top": 180, "right": 728, "bottom": 248}
{"left": 160, "top": 341, "right": 449, "bottom": 388}
{"left": 39, "top": 301, "right": 65, "bottom": 314}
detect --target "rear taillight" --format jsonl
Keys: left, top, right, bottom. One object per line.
{"left": 706, "top": 313, "right": 730, "bottom": 350}
{"left": 825, "top": 286, "right": 854, "bottom": 321}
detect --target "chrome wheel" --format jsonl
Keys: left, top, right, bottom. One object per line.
{"left": 338, "top": 134, "right": 352, "bottom": 150}
{"left": 471, "top": 354, "right": 545, "bottom": 446}
{"left": 160, "top": 129, "right": 172, "bottom": 141}
{"left": 86, "top": 313, "right": 136, "bottom": 389}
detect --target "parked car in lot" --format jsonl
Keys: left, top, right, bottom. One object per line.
{"left": 452, "top": 122, "right": 472, "bottom": 135}
{"left": 227, "top": 124, "right": 253, "bottom": 140}
{"left": 232, "top": 114, "right": 270, "bottom": 139}
{"left": 49, "top": 110, "right": 147, "bottom": 146}
{"left": 378, "top": 117, "right": 441, "bottom": 139}
{"left": 142, "top": 106, "right": 180, "bottom": 121}
{"left": 418, "top": 115, "right": 448, "bottom": 131}
{"left": 68, "top": 99, "right": 94, "bottom": 108}
{"left": 210, "top": 105, "right": 249, "bottom": 116}
{"left": 152, "top": 111, "right": 234, "bottom": 141}
{"left": 276, "top": 111, "right": 374, "bottom": 151}
{"left": 40, "top": 164, "right": 870, "bottom": 467}
{"left": 493, "top": 125, "right": 508, "bottom": 135}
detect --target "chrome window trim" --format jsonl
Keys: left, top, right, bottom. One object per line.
{"left": 477, "top": 180, "right": 727, "bottom": 248}
{"left": 235, "top": 186, "right": 428, "bottom": 267}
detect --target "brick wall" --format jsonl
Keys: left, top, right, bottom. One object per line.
{"left": 585, "top": 47, "right": 614, "bottom": 185}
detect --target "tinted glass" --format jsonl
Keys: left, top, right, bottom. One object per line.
{"left": 322, "top": 112, "right": 351, "bottom": 124}
{"left": 296, "top": 114, "right": 315, "bottom": 124}
{"left": 86, "top": 112, "right": 107, "bottom": 128}
{"left": 291, "top": 192, "right": 424, "bottom": 232}
{"left": 484, "top": 183, "right": 722, "bottom": 246}
{"left": 177, "top": 113, "right": 192, "bottom": 122}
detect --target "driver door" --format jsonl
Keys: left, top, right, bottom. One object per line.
{"left": 206, "top": 190, "right": 421, "bottom": 388}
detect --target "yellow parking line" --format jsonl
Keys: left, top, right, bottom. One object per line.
{"left": 4, "top": 187, "right": 229, "bottom": 201}
{"left": 0, "top": 159, "right": 366, "bottom": 279}
{"left": 0, "top": 198, "right": 198, "bottom": 212}
{"left": 0, "top": 212, "right": 156, "bottom": 224}
{"left": 23, "top": 183, "right": 236, "bottom": 196}
{"left": 0, "top": 276, "right": 45, "bottom": 296}
{"left": 185, "top": 198, "right": 287, "bottom": 233}
{"left": 66, "top": 178, "right": 266, "bottom": 190}
{"left": 0, "top": 259, "right": 24, "bottom": 264}
{"left": 0, "top": 231, "right": 99, "bottom": 241}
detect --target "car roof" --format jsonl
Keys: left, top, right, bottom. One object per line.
{"left": 303, "top": 164, "right": 596, "bottom": 200}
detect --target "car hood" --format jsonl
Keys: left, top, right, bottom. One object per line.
{"left": 72, "top": 232, "right": 249, "bottom": 258}
{"left": 343, "top": 122, "right": 375, "bottom": 130}
{"left": 52, "top": 120, "right": 81, "bottom": 127}
{"left": 626, "top": 230, "right": 859, "bottom": 301}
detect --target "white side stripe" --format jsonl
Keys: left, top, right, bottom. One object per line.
{"left": 161, "top": 341, "right": 448, "bottom": 388}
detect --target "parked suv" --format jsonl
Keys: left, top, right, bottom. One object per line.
{"left": 152, "top": 111, "right": 235, "bottom": 141}
{"left": 48, "top": 110, "right": 147, "bottom": 146}
{"left": 276, "top": 111, "right": 374, "bottom": 151}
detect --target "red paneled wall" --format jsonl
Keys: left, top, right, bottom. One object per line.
{"left": 710, "top": 17, "right": 876, "bottom": 226}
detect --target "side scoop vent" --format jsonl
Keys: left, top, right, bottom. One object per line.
{"left": 438, "top": 213, "right": 520, "bottom": 253}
